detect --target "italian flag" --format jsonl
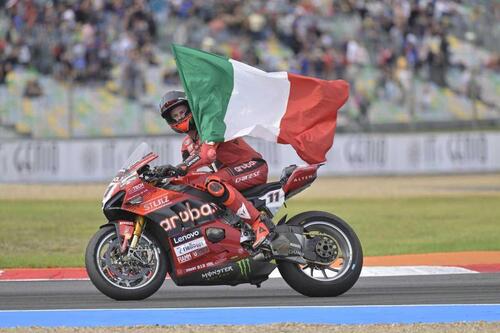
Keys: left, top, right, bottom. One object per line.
{"left": 172, "top": 44, "right": 349, "bottom": 164}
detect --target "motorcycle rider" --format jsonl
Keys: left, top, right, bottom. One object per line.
{"left": 156, "top": 90, "right": 275, "bottom": 249}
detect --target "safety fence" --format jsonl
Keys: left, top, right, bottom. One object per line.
{"left": 0, "top": 130, "right": 498, "bottom": 183}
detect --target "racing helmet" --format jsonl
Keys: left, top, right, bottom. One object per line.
{"left": 159, "top": 90, "right": 194, "bottom": 133}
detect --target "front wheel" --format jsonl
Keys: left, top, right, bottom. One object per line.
{"left": 85, "top": 225, "right": 168, "bottom": 300}
{"left": 277, "top": 211, "right": 363, "bottom": 297}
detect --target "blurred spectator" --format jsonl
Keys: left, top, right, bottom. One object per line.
{"left": 0, "top": 0, "right": 498, "bottom": 113}
{"left": 122, "top": 48, "right": 145, "bottom": 100}
{"left": 0, "top": 60, "right": 12, "bottom": 85}
{"left": 1, "top": 0, "right": 158, "bottom": 90}
{"left": 23, "top": 78, "right": 43, "bottom": 98}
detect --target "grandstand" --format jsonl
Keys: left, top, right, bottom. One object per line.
{"left": 0, "top": 0, "right": 498, "bottom": 139}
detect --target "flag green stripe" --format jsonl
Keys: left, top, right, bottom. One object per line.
{"left": 171, "top": 44, "right": 234, "bottom": 142}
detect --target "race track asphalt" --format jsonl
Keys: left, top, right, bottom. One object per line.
{"left": 1, "top": 273, "right": 499, "bottom": 310}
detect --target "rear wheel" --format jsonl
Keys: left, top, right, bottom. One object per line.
{"left": 85, "top": 225, "right": 167, "bottom": 300}
{"left": 277, "top": 211, "right": 363, "bottom": 297}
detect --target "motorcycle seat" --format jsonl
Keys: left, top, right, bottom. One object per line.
{"left": 241, "top": 181, "right": 282, "bottom": 199}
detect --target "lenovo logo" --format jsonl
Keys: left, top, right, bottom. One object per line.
{"left": 173, "top": 229, "right": 201, "bottom": 245}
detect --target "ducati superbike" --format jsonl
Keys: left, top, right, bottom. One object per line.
{"left": 85, "top": 143, "right": 363, "bottom": 299}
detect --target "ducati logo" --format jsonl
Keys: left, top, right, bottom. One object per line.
{"left": 236, "top": 204, "right": 251, "bottom": 220}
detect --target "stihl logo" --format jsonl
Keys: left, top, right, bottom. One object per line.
{"left": 292, "top": 174, "right": 314, "bottom": 182}
{"left": 143, "top": 196, "right": 170, "bottom": 211}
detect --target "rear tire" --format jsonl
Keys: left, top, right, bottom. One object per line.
{"left": 85, "top": 225, "right": 168, "bottom": 300}
{"left": 277, "top": 211, "right": 363, "bottom": 297}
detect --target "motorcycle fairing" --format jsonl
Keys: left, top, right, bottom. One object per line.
{"left": 282, "top": 164, "right": 320, "bottom": 198}
{"left": 103, "top": 191, "right": 136, "bottom": 221}
{"left": 145, "top": 199, "right": 219, "bottom": 237}
{"left": 168, "top": 220, "right": 246, "bottom": 277}
{"left": 172, "top": 255, "right": 276, "bottom": 287}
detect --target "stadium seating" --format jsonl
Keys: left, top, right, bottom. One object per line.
{"left": 1, "top": 1, "right": 498, "bottom": 138}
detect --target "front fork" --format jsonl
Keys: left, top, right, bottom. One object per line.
{"left": 118, "top": 216, "right": 146, "bottom": 254}
{"left": 130, "top": 216, "right": 145, "bottom": 249}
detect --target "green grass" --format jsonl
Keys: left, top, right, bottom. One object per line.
{"left": 279, "top": 196, "right": 500, "bottom": 256}
{"left": 1, "top": 195, "right": 499, "bottom": 268}
{"left": 0, "top": 200, "right": 103, "bottom": 268}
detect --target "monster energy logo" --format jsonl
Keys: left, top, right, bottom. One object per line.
{"left": 237, "top": 259, "right": 251, "bottom": 278}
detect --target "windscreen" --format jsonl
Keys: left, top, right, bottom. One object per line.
{"left": 119, "top": 142, "right": 154, "bottom": 174}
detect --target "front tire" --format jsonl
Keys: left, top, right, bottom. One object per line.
{"left": 277, "top": 211, "right": 363, "bottom": 297}
{"left": 85, "top": 225, "right": 168, "bottom": 300}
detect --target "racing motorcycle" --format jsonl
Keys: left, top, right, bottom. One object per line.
{"left": 85, "top": 142, "right": 363, "bottom": 300}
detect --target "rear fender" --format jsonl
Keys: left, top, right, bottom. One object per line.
{"left": 282, "top": 164, "right": 322, "bottom": 199}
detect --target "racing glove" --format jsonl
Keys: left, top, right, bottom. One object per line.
{"left": 153, "top": 165, "right": 183, "bottom": 178}
{"left": 177, "top": 142, "right": 217, "bottom": 173}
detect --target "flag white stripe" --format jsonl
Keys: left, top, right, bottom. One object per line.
{"left": 223, "top": 59, "right": 290, "bottom": 142}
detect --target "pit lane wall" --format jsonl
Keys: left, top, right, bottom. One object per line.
{"left": 0, "top": 131, "right": 499, "bottom": 183}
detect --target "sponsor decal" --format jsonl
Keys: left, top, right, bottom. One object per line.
{"left": 143, "top": 196, "right": 170, "bottom": 212}
{"left": 173, "top": 229, "right": 201, "bottom": 245}
{"left": 13, "top": 142, "right": 59, "bottom": 174}
{"left": 81, "top": 146, "right": 98, "bottom": 174}
{"left": 130, "top": 183, "right": 145, "bottom": 194}
{"left": 237, "top": 258, "right": 251, "bottom": 278}
{"left": 201, "top": 266, "right": 234, "bottom": 280}
{"left": 345, "top": 137, "right": 386, "bottom": 167}
{"left": 236, "top": 203, "right": 251, "bottom": 220}
{"left": 288, "top": 243, "right": 303, "bottom": 256}
{"left": 292, "top": 174, "right": 315, "bottom": 183}
{"left": 447, "top": 134, "right": 487, "bottom": 164}
{"left": 234, "top": 160, "right": 257, "bottom": 173}
{"left": 235, "top": 170, "right": 260, "bottom": 183}
{"left": 160, "top": 202, "right": 216, "bottom": 232}
{"left": 184, "top": 262, "right": 215, "bottom": 273}
{"left": 289, "top": 248, "right": 303, "bottom": 256}
{"left": 177, "top": 253, "right": 192, "bottom": 263}
{"left": 176, "top": 247, "right": 209, "bottom": 264}
{"left": 160, "top": 217, "right": 177, "bottom": 232}
{"left": 127, "top": 182, "right": 148, "bottom": 204}
{"left": 231, "top": 160, "right": 258, "bottom": 175}
{"left": 174, "top": 237, "right": 207, "bottom": 257}
{"left": 191, "top": 247, "right": 210, "bottom": 259}
{"left": 185, "top": 154, "right": 201, "bottom": 167}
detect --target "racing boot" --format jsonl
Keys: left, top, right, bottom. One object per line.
{"left": 251, "top": 214, "right": 276, "bottom": 249}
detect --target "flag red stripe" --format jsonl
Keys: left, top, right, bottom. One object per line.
{"left": 277, "top": 73, "right": 349, "bottom": 164}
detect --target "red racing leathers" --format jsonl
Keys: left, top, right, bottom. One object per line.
{"left": 177, "top": 132, "right": 268, "bottom": 226}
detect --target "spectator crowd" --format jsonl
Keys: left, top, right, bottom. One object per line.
{"left": 1, "top": 0, "right": 158, "bottom": 99}
{"left": 1, "top": 0, "right": 498, "bottom": 106}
